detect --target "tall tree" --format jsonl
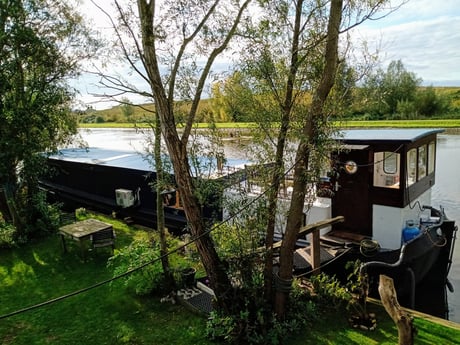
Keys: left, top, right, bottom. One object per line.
{"left": 137, "top": 0, "right": 251, "bottom": 312}
{"left": 0, "top": 0, "right": 97, "bottom": 236}
{"left": 232, "top": 0, "right": 402, "bottom": 318}
{"left": 360, "top": 59, "right": 421, "bottom": 116}
{"left": 92, "top": 0, "right": 404, "bottom": 325}
{"left": 94, "top": 0, "right": 251, "bottom": 311}
{"left": 275, "top": 0, "right": 344, "bottom": 317}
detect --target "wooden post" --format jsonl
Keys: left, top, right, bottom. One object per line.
{"left": 378, "top": 275, "right": 415, "bottom": 345}
{"left": 311, "top": 229, "right": 321, "bottom": 274}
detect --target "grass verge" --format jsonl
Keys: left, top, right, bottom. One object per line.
{"left": 78, "top": 119, "right": 460, "bottom": 129}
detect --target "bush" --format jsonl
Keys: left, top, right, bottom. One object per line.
{"left": 15, "top": 190, "right": 62, "bottom": 240}
{"left": 415, "top": 86, "right": 451, "bottom": 117}
{"left": 309, "top": 273, "right": 353, "bottom": 308}
{"left": 108, "top": 235, "right": 189, "bottom": 296}
{"left": 206, "top": 279, "right": 319, "bottom": 345}
{"left": 0, "top": 212, "right": 16, "bottom": 248}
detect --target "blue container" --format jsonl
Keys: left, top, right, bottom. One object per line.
{"left": 402, "top": 220, "right": 420, "bottom": 243}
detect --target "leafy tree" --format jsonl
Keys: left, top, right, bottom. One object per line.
{"left": 382, "top": 60, "right": 420, "bottom": 115}
{"left": 272, "top": 0, "right": 344, "bottom": 319}
{"left": 0, "top": 0, "right": 97, "bottom": 238}
{"left": 210, "top": 71, "right": 259, "bottom": 122}
{"left": 360, "top": 59, "right": 421, "bottom": 117}
{"left": 232, "top": 0, "right": 399, "bottom": 321}
{"left": 120, "top": 97, "right": 135, "bottom": 122}
{"left": 93, "top": 0, "right": 251, "bottom": 313}
{"left": 415, "top": 86, "right": 450, "bottom": 117}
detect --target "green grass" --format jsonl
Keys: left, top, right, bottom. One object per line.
{"left": 78, "top": 119, "right": 460, "bottom": 129}
{"left": 286, "top": 305, "right": 460, "bottom": 345}
{"left": 0, "top": 216, "right": 211, "bottom": 345}
{"left": 1, "top": 213, "right": 459, "bottom": 344}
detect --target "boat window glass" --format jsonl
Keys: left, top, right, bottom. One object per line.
{"left": 383, "top": 152, "right": 398, "bottom": 174}
{"left": 418, "top": 145, "right": 427, "bottom": 180}
{"left": 428, "top": 141, "right": 435, "bottom": 174}
{"left": 407, "top": 148, "right": 417, "bottom": 186}
{"left": 373, "top": 152, "right": 400, "bottom": 189}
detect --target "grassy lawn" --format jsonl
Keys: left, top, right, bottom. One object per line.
{"left": 0, "top": 216, "right": 211, "bottom": 345}
{"left": 1, "top": 213, "right": 459, "bottom": 344}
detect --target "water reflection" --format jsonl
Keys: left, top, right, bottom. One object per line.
{"left": 78, "top": 128, "right": 250, "bottom": 159}
{"left": 432, "top": 134, "right": 460, "bottom": 323}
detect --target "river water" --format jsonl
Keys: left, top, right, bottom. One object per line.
{"left": 77, "top": 128, "right": 460, "bottom": 323}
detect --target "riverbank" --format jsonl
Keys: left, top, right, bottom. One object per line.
{"left": 78, "top": 119, "right": 460, "bottom": 130}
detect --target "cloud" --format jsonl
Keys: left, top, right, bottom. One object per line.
{"left": 351, "top": 1, "right": 460, "bottom": 86}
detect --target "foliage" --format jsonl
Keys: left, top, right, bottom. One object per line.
{"left": 209, "top": 221, "right": 280, "bottom": 343}
{"left": 309, "top": 260, "right": 373, "bottom": 318}
{"left": 210, "top": 72, "right": 265, "bottom": 123}
{"left": 208, "top": 220, "right": 321, "bottom": 344}
{"left": 80, "top": 85, "right": 460, "bottom": 125}
{"left": 188, "top": 124, "right": 227, "bottom": 214}
{"left": 356, "top": 60, "right": 453, "bottom": 119}
{"left": 0, "top": 212, "right": 15, "bottom": 248}
{"left": 0, "top": 0, "right": 98, "bottom": 238}
{"left": 108, "top": 234, "right": 189, "bottom": 296}
{"left": 16, "top": 191, "right": 62, "bottom": 239}
{"left": 415, "top": 86, "right": 451, "bottom": 117}
{"left": 205, "top": 284, "right": 309, "bottom": 345}
{"left": 205, "top": 275, "right": 331, "bottom": 345}
{"left": 309, "top": 273, "right": 353, "bottom": 309}
{"left": 120, "top": 97, "right": 135, "bottom": 122}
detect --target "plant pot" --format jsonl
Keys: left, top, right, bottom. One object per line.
{"left": 181, "top": 267, "right": 196, "bottom": 288}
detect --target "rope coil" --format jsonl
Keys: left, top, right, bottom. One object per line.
{"left": 274, "top": 273, "right": 293, "bottom": 293}
{"left": 359, "top": 239, "right": 380, "bottom": 257}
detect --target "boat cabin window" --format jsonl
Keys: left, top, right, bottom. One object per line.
{"left": 407, "top": 148, "right": 417, "bottom": 186}
{"left": 418, "top": 145, "right": 427, "bottom": 180}
{"left": 406, "top": 140, "right": 436, "bottom": 186}
{"left": 428, "top": 141, "right": 435, "bottom": 174}
{"left": 373, "top": 151, "right": 400, "bottom": 189}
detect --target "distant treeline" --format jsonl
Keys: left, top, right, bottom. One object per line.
{"left": 77, "top": 86, "right": 460, "bottom": 125}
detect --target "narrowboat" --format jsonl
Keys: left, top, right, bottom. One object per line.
{"left": 39, "top": 147, "right": 248, "bottom": 233}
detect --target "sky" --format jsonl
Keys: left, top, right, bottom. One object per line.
{"left": 353, "top": 0, "right": 460, "bottom": 87}
{"left": 74, "top": 0, "right": 460, "bottom": 109}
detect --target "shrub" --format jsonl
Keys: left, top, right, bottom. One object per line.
{"left": 309, "top": 272, "right": 353, "bottom": 309}
{"left": 206, "top": 278, "right": 319, "bottom": 345}
{"left": 0, "top": 212, "right": 16, "bottom": 248}
{"left": 108, "top": 235, "right": 189, "bottom": 296}
{"left": 16, "top": 191, "right": 62, "bottom": 240}
{"left": 396, "top": 100, "right": 418, "bottom": 120}
{"left": 415, "top": 86, "right": 451, "bottom": 117}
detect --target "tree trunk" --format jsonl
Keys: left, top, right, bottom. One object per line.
{"left": 264, "top": 0, "right": 304, "bottom": 306}
{"left": 274, "top": 0, "right": 343, "bottom": 319}
{"left": 153, "top": 116, "right": 175, "bottom": 292}
{"left": 160, "top": 123, "right": 233, "bottom": 311}
{"left": 378, "top": 275, "right": 415, "bottom": 345}
{"left": 137, "top": 0, "right": 234, "bottom": 312}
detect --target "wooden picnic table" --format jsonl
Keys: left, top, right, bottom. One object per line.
{"left": 59, "top": 219, "right": 113, "bottom": 258}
